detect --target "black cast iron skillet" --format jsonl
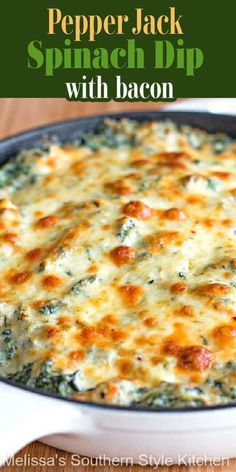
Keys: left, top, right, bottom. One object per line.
{"left": 0, "top": 110, "right": 236, "bottom": 413}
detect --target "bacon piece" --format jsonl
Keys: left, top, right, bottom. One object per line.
{"left": 162, "top": 208, "right": 186, "bottom": 220}
{"left": 211, "top": 171, "right": 231, "bottom": 180}
{"left": 123, "top": 201, "right": 152, "bottom": 220}
{"left": 156, "top": 151, "right": 191, "bottom": 169}
{"left": 119, "top": 285, "right": 144, "bottom": 307}
{"left": 37, "top": 215, "right": 58, "bottom": 229}
{"left": 80, "top": 325, "right": 127, "bottom": 346}
{"left": 178, "top": 346, "right": 214, "bottom": 371}
{"left": 11, "top": 271, "right": 32, "bottom": 285}
{"left": 231, "top": 259, "right": 236, "bottom": 269}
{"left": 163, "top": 151, "right": 191, "bottom": 161}
{"left": 69, "top": 350, "right": 85, "bottom": 361}
{"left": 106, "top": 179, "right": 133, "bottom": 196}
{"left": 110, "top": 246, "right": 136, "bottom": 266}
{"left": 46, "top": 327, "right": 60, "bottom": 338}
{"left": 212, "top": 324, "right": 236, "bottom": 348}
{"left": 163, "top": 340, "right": 214, "bottom": 371}
{"left": 26, "top": 248, "right": 43, "bottom": 261}
{"left": 171, "top": 282, "right": 188, "bottom": 294}
{"left": 198, "top": 283, "right": 231, "bottom": 297}
{"left": 58, "top": 316, "right": 72, "bottom": 324}
{"left": 162, "top": 339, "right": 182, "bottom": 357}
{"left": 131, "top": 159, "right": 150, "bottom": 167}
{"left": 143, "top": 316, "right": 157, "bottom": 328}
{"left": 3, "top": 232, "right": 18, "bottom": 244}
{"left": 180, "top": 305, "right": 194, "bottom": 316}
{"left": 148, "top": 231, "right": 180, "bottom": 253}
{"left": 42, "top": 275, "right": 62, "bottom": 289}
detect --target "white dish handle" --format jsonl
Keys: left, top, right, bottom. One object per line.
{"left": 0, "top": 381, "right": 80, "bottom": 465}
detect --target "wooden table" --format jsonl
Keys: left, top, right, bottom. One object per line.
{"left": 0, "top": 98, "right": 234, "bottom": 471}
{"left": 0, "top": 99, "right": 168, "bottom": 140}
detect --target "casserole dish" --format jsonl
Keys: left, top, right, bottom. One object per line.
{"left": 1, "top": 110, "right": 236, "bottom": 465}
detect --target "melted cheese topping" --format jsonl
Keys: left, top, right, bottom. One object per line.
{"left": 1, "top": 119, "right": 236, "bottom": 407}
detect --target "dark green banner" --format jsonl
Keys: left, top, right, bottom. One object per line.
{"left": 1, "top": 0, "right": 235, "bottom": 100}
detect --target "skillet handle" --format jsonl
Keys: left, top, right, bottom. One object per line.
{"left": 0, "top": 381, "right": 77, "bottom": 465}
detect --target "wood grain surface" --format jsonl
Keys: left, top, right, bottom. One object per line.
{"left": 0, "top": 98, "right": 234, "bottom": 471}
{"left": 0, "top": 98, "right": 168, "bottom": 140}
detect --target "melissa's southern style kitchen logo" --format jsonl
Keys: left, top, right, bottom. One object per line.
{"left": 27, "top": 7, "right": 204, "bottom": 100}
{"left": 5, "top": 453, "right": 230, "bottom": 468}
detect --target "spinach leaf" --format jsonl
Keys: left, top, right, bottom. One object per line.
{"left": 117, "top": 219, "right": 136, "bottom": 242}
{"left": 8, "top": 360, "right": 81, "bottom": 397}
{"left": 71, "top": 275, "right": 99, "bottom": 295}
{"left": 8, "top": 363, "right": 33, "bottom": 384}
{"left": 80, "top": 120, "right": 138, "bottom": 150}
{"left": 0, "top": 160, "right": 31, "bottom": 189}
{"left": 0, "top": 329, "right": 16, "bottom": 363}
{"left": 39, "top": 299, "right": 62, "bottom": 316}
{"left": 207, "top": 178, "right": 221, "bottom": 191}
